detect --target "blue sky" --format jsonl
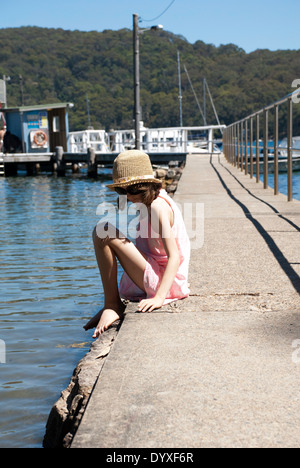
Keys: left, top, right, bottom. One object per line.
{"left": 0, "top": 0, "right": 299, "bottom": 53}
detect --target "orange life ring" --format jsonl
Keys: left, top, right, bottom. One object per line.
{"left": 33, "top": 130, "right": 48, "bottom": 147}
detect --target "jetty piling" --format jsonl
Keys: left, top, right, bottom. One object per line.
{"left": 0, "top": 155, "right": 4, "bottom": 175}
{"left": 87, "top": 147, "right": 97, "bottom": 178}
{"left": 55, "top": 146, "right": 65, "bottom": 176}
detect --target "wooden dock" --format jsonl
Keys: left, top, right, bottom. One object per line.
{"left": 0, "top": 147, "right": 187, "bottom": 177}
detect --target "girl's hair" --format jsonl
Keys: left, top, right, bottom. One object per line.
{"left": 135, "top": 182, "right": 162, "bottom": 206}
{"left": 116, "top": 182, "right": 162, "bottom": 207}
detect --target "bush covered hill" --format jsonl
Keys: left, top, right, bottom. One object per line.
{"left": 1, "top": 26, "right": 300, "bottom": 132}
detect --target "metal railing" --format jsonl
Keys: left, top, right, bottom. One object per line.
{"left": 223, "top": 87, "right": 300, "bottom": 201}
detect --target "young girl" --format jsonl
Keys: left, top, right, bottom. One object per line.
{"left": 84, "top": 150, "right": 190, "bottom": 339}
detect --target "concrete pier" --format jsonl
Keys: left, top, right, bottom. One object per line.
{"left": 70, "top": 153, "right": 300, "bottom": 448}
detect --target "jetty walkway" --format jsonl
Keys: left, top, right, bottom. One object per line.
{"left": 71, "top": 153, "right": 300, "bottom": 448}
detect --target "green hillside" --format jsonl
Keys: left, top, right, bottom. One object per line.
{"left": 0, "top": 26, "right": 299, "bottom": 132}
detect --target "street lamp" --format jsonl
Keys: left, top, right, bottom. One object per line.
{"left": 133, "top": 13, "right": 163, "bottom": 150}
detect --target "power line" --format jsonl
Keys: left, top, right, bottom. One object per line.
{"left": 140, "top": 0, "right": 176, "bottom": 23}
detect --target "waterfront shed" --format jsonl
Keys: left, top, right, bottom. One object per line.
{"left": 2, "top": 103, "right": 73, "bottom": 153}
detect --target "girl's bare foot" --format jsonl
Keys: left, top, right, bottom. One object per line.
{"left": 83, "top": 308, "right": 105, "bottom": 331}
{"left": 92, "top": 308, "right": 123, "bottom": 339}
{"left": 84, "top": 301, "right": 126, "bottom": 338}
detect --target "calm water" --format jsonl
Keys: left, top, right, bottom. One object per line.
{"left": 259, "top": 171, "right": 300, "bottom": 200}
{"left": 0, "top": 168, "right": 300, "bottom": 449}
{"left": 0, "top": 169, "right": 123, "bottom": 448}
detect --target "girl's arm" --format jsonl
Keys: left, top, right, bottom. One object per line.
{"left": 138, "top": 202, "right": 180, "bottom": 313}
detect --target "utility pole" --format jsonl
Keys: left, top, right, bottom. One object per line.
{"left": 133, "top": 13, "right": 141, "bottom": 150}
{"left": 133, "top": 14, "right": 163, "bottom": 150}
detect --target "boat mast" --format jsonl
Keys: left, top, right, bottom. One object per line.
{"left": 177, "top": 50, "right": 183, "bottom": 127}
{"left": 205, "top": 79, "right": 223, "bottom": 133}
{"left": 184, "top": 65, "right": 207, "bottom": 126}
{"left": 203, "top": 78, "right": 206, "bottom": 127}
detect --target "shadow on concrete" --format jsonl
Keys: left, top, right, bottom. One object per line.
{"left": 218, "top": 156, "right": 300, "bottom": 233}
{"left": 210, "top": 155, "right": 300, "bottom": 296}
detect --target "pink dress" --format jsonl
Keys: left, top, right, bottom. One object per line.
{"left": 119, "top": 189, "right": 190, "bottom": 304}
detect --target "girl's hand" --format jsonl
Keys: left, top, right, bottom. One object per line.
{"left": 138, "top": 296, "right": 164, "bottom": 313}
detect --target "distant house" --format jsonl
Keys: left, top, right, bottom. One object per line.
{"left": 2, "top": 102, "right": 73, "bottom": 153}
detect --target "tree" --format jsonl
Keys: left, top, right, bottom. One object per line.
{"left": 0, "top": 26, "right": 299, "bottom": 132}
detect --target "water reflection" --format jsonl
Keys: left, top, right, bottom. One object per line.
{"left": 1, "top": 169, "right": 299, "bottom": 448}
{"left": 0, "top": 171, "right": 120, "bottom": 448}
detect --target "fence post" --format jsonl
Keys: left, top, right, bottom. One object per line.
{"left": 233, "top": 125, "right": 237, "bottom": 167}
{"left": 263, "top": 109, "right": 268, "bottom": 189}
{"left": 237, "top": 124, "right": 240, "bottom": 169}
{"left": 245, "top": 119, "right": 248, "bottom": 175}
{"left": 274, "top": 105, "right": 279, "bottom": 195}
{"left": 240, "top": 121, "right": 244, "bottom": 171}
{"left": 230, "top": 126, "right": 233, "bottom": 163}
{"left": 256, "top": 114, "right": 260, "bottom": 183}
{"left": 287, "top": 98, "right": 293, "bottom": 201}
{"left": 250, "top": 117, "right": 253, "bottom": 178}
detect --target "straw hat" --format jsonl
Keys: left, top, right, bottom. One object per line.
{"left": 107, "top": 150, "right": 161, "bottom": 191}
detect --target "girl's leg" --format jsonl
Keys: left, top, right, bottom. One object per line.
{"left": 84, "top": 225, "right": 147, "bottom": 338}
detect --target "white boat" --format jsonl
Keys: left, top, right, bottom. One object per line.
{"left": 69, "top": 129, "right": 109, "bottom": 153}
{"left": 278, "top": 137, "right": 300, "bottom": 158}
{"left": 187, "top": 140, "right": 221, "bottom": 154}
{"left": 69, "top": 123, "right": 225, "bottom": 154}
